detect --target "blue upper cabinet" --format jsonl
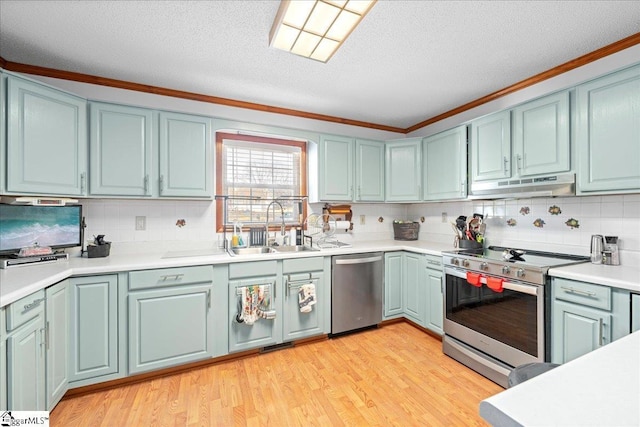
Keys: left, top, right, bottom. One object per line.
{"left": 576, "top": 65, "right": 640, "bottom": 193}
{"left": 470, "top": 110, "right": 511, "bottom": 182}
{"left": 6, "top": 75, "right": 87, "bottom": 196}
{"left": 158, "top": 111, "right": 212, "bottom": 198}
{"left": 513, "top": 91, "right": 570, "bottom": 177}
{"left": 0, "top": 72, "right": 6, "bottom": 194}
{"left": 355, "top": 139, "right": 384, "bottom": 201}
{"left": 385, "top": 138, "right": 422, "bottom": 201}
{"left": 318, "top": 134, "right": 354, "bottom": 201}
{"left": 89, "top": 102, "right": 153, "bottom": 196}
{"left": 423, "top": 125, "right": 467, "bottom": 200}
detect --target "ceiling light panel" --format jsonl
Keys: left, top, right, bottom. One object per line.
{"left": 270, "top": 0, "right": 376, "bottom": 62}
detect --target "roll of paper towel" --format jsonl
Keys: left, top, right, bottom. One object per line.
{"left": 334, "top": 220, "right": 351, "bottom": 230}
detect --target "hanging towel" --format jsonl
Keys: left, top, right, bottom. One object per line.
{"left": 238, "top": 285, "right": 270, "bottom": 325}
{"left": 486, "top": 277, "right": 504, "bottom": 293}
{"left": 466, "top": 272, "right": 482, "bottom": 287}
{"left": 298, "top": 283, "right": 316, "bottom": 313}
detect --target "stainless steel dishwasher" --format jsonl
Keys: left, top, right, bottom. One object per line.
{"left": 331, "top": 252, "right": 383, "bottom": 335}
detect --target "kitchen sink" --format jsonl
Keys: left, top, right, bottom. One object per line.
{"left": 231, "top": 247, "right": 276, "bottom": 255}
{"left": 271, "top": 245, "right": 319, "bottom": 253}
{"left": 230, "top": 245, "right": 318, "bottom": 255}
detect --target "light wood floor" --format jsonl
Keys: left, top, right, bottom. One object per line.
{"left": 51, "top": 322, "right": 503, "bottom": 426}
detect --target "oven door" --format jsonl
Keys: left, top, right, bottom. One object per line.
{"left": 443, "top": 266, "right": 546, "bottom": 368}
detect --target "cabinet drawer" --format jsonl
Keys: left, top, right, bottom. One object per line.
{"left": 553, "top": 278, "right": 611, "bottom": 311}
{"left": 424, "top": 254, "right": 442, "bottom": 270}
{"left": 229, "top": 260, "right": 277, "bottom": 279}
{"left": 129, "top": 266, "right": 213, "bottom": 290}
{"left": 282, "top": 257, "right": 324, "bottom": 274}
{"left": 6, "top": 289, "right": 45, "bottom": 331}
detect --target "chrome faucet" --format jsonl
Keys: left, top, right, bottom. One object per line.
{"left": 265, "top": 200, "right": 287, "bottom": 246}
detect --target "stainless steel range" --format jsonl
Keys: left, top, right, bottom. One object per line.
{"left": 442, "top": 246, "right": 588, "bottom": 387}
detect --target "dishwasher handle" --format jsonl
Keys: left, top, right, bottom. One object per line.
{"left": 335, "top": 255, "right": 382, "bottom": 265}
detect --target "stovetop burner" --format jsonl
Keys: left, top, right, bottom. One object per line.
{"left": 443, "top": 246, "right": 590, "bottom": 285}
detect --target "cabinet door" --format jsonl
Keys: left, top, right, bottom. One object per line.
{"left": 283, "top": 272, "right": 325, "bottom": 341}
{"left": 89, "top": 102, "right": 153, "bottom": 196}
{"left": 471, "top": 110, "right": 511, "bottom": 182}
{"left": 0, "top": 331, "right": 5, "bottom": 411}
{"left": 45, "top": 280, "right": 69, "bottom": 409}
{"left": 384, "top": 253, "right": 404, "bottom": 318}
{"left": 513, "top": 91, "right": 570, "bottom": 177}
{"left": 403, "top": 253, "right": 425, "bottom": 324}
{"left": 385, "top": 139, "right": 421, "bottom": 201}
{"left": 229, "top": 278, "right": 280, "bottom": 352}
{"left": 577, "top": 65, "right": 640, "bottom": 193}
{"left": 423, "top": 126, "right": 467, "bottom": 200}
{"left": 129, "top": 284, "right": 212, "bottom": 374}
{"left": 0, "top": 72, "right": 6, "bottom": 194}
{"left": 7, "top": 316, "right": 46, "bottom": 410}
{"left": 69, "top": 275, "right": 119, "bottom": 382}
{"left": 7, "top": 76, "right": 87, "bottom": 196}
{"left": 355, "top": 139, "right": 384, "bottom": 201}
{"left": 632, "top": 294, "right": 640, "bottom": 333}
{"left": 318, "top": 135, "right": 354, "bottom": 201}
{"left": 426, "top": 267, "right": 443, "bottom": 335}
{"left": 159, "top": 112, "right": 212, "bottom": 197}
{"left": 553, "top": 300, "right": 612, "bottom": 364}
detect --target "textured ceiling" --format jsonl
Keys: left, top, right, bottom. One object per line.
{"left": 1, "top": 1, "right": 639, "bottom": 130}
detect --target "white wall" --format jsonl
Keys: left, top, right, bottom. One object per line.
{"left": 407, "top": 194, "right": 640, "bottom": 264}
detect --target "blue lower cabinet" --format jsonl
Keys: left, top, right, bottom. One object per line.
{"left": 425, "top": 261, "right": 444, "bottom": 335}
{"left": 283, "top": 271, "right": 325, "bottom": 341}
{"left": 45, "top": 281, "right": 69, "bottom": 410}
{"left": 553, "top": 300, "right": 611, "bottom": 363}
{"left": 7, "top": 315, "right": 46, "bottom": 410}
{"left": 384, "top": 252, "right": 404, "bottom": 319}
{"left": 128, "top": 284, "right": 213, "bottom": 374}
{"left": 229, "top": 276, "right": 280, "bottom": 352}
{"left": 0, "top": 307, "right": 6, "bottom": 411}
{"left": 68, "top": 275, "right": 120, "bottom": 384}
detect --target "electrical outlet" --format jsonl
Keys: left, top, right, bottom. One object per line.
{"left": 360, "top": 215, "right": 366, "bottom": 225}
{"left": 135, "top": 216, "right": 146, "bottom": 231}
{"left": 441, "top": 212, "right": 448, "bottom": 223}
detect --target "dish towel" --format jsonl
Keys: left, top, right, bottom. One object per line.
{"left": 298, "top": 283, "right": 316, "bottom": 313}
{"left": 239, "top": 285, "right": 270, "bottom": 325}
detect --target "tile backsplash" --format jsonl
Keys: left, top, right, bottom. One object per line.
{"left": 81, "top": 194, "right": 640, "bottom": 264}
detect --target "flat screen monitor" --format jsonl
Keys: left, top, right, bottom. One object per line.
{"left": 0, "top": 204, "right": 83, "bottom": 255}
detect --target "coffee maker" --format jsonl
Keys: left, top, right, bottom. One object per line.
{"left": 603, "top": 236, "right": 620, "bottom": 265}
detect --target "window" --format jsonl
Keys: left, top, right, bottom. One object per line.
{"left": 216, "top": 132, "right": 307, "bottom": 231}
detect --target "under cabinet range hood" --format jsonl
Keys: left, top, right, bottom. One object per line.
{"left": 469, "top": 173, "right": 575, "bottom": 199}
{"left": 0, "top": 196, "right": 79, "bottom": 205}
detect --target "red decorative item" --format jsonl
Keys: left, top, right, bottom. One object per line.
{"left": 486, "top": 277, "right": 504, "bottom": 292}
{"left": 466, "top": 272, "right": 482, "bottom": 287}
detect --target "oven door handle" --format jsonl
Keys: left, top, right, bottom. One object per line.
{"left": 445, "top": 267, "right": 539, "bottom": 296}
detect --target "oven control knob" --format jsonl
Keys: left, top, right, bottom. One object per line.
{"left": 452, "top": 258, "right": 459, "bottom": 266}
{"left": 462, "top": 259, "right": 470, "bottom": 267}
{"left": 516, "top": 268, "right": 526, "bottom": 278}
{"left": 480, "top": 262, "right": 489, "bottom": 271}
{"left": 502, "top": 265, "right": 511, "bottom": 274}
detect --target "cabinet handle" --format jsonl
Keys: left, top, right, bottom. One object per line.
{"left": 358, "top": 186, "right": 361, "bottom": 200}
{"left": 516, "top": 154, "right": 522, "bottom": 173}
{"left": 460, "top": 181, "right": 465, "bottom": 196}
{"left": 273, "top": 281, "right": 276, "bottom": 299}
{"left": 560, "top": 286, "right": 596, "bottom": 298}
{"left": 160, "top": 274, "right": 183, "bottom": 282}
{"left": 427, "top": 260, "right": 441, "bottom": 266}
{"left": 206, "top": 289, "right": 211, "bottom": 309}
{"left": 40, "top": 327, "right": 46, "bottom": 356}
{"left": 350, "top": 186, "right": 353, "bottom": 198}
{"left": 22, "top": 297, "right": 45, "bottom": 314}
{"left": 80, "top": 172, "right": 86, "bottom": 193}
{"left": 159, "top": 175, "right": 164, "bottom": 195}
{"left": 144, "top": 175, "right": 149, "bottom": 194}
{"left": 46, "top": 321, "right": 50, "bottom": 351}
{"left": 503, "top": 156, "right": 509, "bottom": 173}
{"left": 599, "top": 318, "right": 604, "bottom": 346}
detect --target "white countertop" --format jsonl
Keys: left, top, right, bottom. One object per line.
{"left": 549, "top": 262, "right": 640, "bottom": 293}
{"left": 479, "top": 330, "right": 640, "bottom": 427}
{"left": 0, "top": 240, "right": 451, "bottom": 308}
{"left": 2, "top": 239, "right": 638, "bottom": 308}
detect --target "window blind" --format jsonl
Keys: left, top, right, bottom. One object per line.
{"left": 222, "top": 138, "right": 302, "bottom": 225}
